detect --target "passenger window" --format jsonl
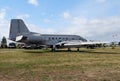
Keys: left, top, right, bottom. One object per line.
{"left": 52, "top": 37, "right": 54, "bottom": 40}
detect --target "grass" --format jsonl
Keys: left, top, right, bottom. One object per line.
{"left": 0, "top": 47, "right": 120, "bottom": 81}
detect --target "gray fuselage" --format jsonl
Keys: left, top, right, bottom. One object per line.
{"left": 24, "top": 32, "right": 87, "bottom": 46}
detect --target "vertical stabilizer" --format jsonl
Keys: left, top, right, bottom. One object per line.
{"left": 9, "top": 19, "right": 30, "bottom": 41}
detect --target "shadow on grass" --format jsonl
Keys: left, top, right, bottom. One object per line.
{"left": 23, "top": 49, "right": 120, "bottom": 55}
{"left": 23, "top": 49, "right": 50, "bottom": 54}
{"left": 79, "top": 50, "right": 120, "bottom": 54}
{"left": 53, "top": 50, "right": 120, "bottom": 54}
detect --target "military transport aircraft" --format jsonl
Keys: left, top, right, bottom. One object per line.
{"left": 9, "top": 19, "right": 107, "bottom": 51}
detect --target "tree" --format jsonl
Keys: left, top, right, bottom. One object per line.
{"left": 1, "top": 36, "right": 7, "bottom": 48}
{"left": 111, "top": 42, "right": 115, "bottom": 49}
{"left": 118, "top": 42, "right": 120, "bottom": 46}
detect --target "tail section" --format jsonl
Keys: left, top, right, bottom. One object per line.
{"left": 9, "top": 19, "right": 30, "bottom": 41}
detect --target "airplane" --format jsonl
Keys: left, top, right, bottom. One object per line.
{"left": 9, "top": 19, "right": 107, "bottom": 51}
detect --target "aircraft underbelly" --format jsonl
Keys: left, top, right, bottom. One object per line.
{"left": 45, "top": 40, "right": 58, "bottom": 46}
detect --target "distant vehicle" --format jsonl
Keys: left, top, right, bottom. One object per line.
{"left": 9, "top": 19, "right": 107, "bottom": 51}
{"left": 8, "top": 43, "right": 16, "bottom": 48}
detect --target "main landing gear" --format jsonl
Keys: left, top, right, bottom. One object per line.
{"left": 51, "top": 45, "right": 80, "bottom": 52}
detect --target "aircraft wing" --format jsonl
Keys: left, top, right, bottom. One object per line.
{"left": 56, "top": 40, "right": 108, "bottom": 48}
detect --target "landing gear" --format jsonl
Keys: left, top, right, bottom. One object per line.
{"left": 77, "top": 48, "right": 80, "bottom": 52}
{"left": 68, "top": 48, "right": 71, "bottom": 51}
{"left": 51, "top": 45, "right": 56, "bottom": 52}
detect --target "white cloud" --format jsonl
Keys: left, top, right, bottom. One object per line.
{"left": 28, "top": 0, "right": 39, "bottom": 6}
{"left": 95, "top": 0, "right": 107, "bottom": 3}
{"left": 27, "top": 24, "right": 55, "bottom": 34}
{"left": 16, "top": 14, "right": 30, "bottom": 19}
{"left": 0, "top": 9, "right": 6, "bottom": 19}
{"left": 0, "top": 9, "right": 9, "bottom": 39}
{"left": 43, "top": 19, "right": 51, "bottom": 23}
{"left": 62, "top": 12, "right": 71, "bottom": 20}
{"left": 61, "top": 12, "right": 120, "bottom": 41}
{"left": 72, "top": 17, "right": 87, "bottom": 25}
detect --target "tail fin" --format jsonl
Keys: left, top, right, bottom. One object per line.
{"left": 9, "top": 19, "right": 30, "bottom": 41}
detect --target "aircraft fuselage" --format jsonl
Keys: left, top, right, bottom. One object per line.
{"left": 22, "top": 32, "right": 87, "bottom": 46}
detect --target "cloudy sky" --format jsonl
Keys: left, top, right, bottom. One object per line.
{"left": 0, "top": 0, "right": 120, "bottom": 42}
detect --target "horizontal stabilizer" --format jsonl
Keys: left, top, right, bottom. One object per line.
{"left": 16, "top": 35, "right": 27, "bottom": 42}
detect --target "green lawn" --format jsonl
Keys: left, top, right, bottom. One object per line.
{"left": 0, "top": 47, "right": 120, "bottom": 81}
